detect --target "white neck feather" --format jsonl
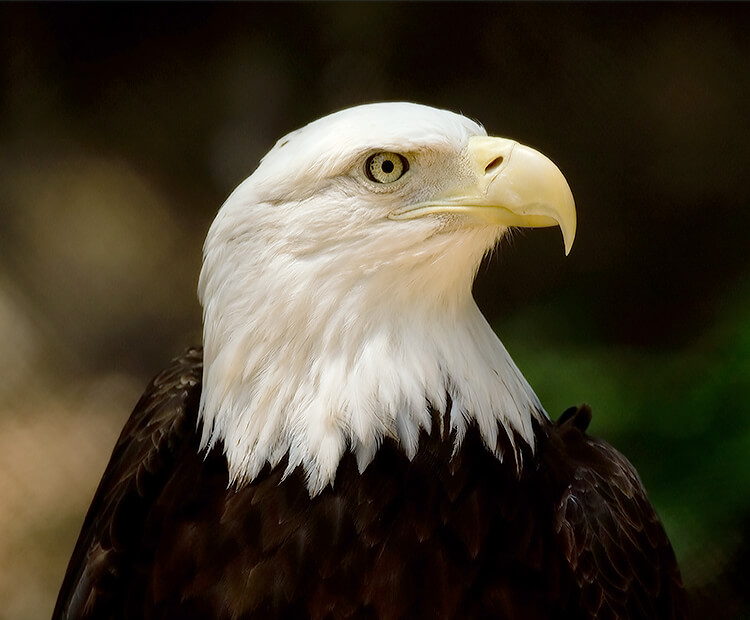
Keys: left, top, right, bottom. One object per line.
{"left": 198, "top": 189, "right": 546, "bottom": 495}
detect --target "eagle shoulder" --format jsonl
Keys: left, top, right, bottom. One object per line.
{"left": 541, "top": 405, "right": 687, "bottom": 619}
{"left": 53, "top": 347, "right": 203, "bottom": 620}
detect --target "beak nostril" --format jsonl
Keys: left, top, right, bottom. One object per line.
{"left": 485, "top": 156, "right": 504, "bottom": 175}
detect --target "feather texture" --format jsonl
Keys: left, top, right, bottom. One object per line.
{"left": 54, "top": 350, "right": 686, "bottom": 619}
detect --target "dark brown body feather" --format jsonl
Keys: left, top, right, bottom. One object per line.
{"left": 54, "top": 348, "right": 686, "bottom": 619}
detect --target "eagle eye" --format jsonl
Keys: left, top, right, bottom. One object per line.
{"left": 365, "top": 152, "right": 408, "bottom": 184}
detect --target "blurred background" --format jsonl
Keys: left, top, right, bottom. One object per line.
{"left": 0, "top": 3, "right": 748, "bottom": 618}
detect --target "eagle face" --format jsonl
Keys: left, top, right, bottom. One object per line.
{"left": 224, "top": 105, "right": 572, "bottom": 272}
{"left": 198, "top": 103, "right": 576, "bottom": 494}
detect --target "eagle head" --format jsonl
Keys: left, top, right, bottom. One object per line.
{"left": 197, "top": 103, "right": 576, "bottom": 494}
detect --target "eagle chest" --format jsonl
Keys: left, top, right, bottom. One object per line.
{"left": 137, "top": 427, "right": 563, "bottom": 620}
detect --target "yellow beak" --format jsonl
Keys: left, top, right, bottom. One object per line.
{"left": 389, "top": 135, "right": 577, "bottom": 255}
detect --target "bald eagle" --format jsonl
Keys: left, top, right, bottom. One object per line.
{"left": 54, "top": 103, "right": 686, "bottom": 619}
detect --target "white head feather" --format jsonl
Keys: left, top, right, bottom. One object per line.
{"left": 198, "top": 102, "right": 566, "bottom": 495}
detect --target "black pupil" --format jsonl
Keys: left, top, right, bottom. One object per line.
{"left": 381, "top": 159, "right": 395, "bottom": 174}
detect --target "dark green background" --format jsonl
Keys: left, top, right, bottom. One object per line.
{"left": 1, "top": 3, "right": 748, "bottom": 617}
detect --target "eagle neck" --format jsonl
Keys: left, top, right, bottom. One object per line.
{"left": 199, "top": 279, "right": 546, "bottom": 495}
{"left": 198, "top": 204, "right": 546, "bottom": 495}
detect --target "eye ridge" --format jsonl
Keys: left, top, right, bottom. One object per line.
{"left": 365, "top": 152, "right": 409, "bottom": 184}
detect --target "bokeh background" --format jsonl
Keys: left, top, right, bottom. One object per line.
{"left": 1, "top": 3, "right": 748, "bottom": 618}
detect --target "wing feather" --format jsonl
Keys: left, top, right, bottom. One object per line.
{"left": 52, "top": 348, "right": 203, "bottom": 620}
{"left": 544, "top": 405, "right": 687, "bottom": 619}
